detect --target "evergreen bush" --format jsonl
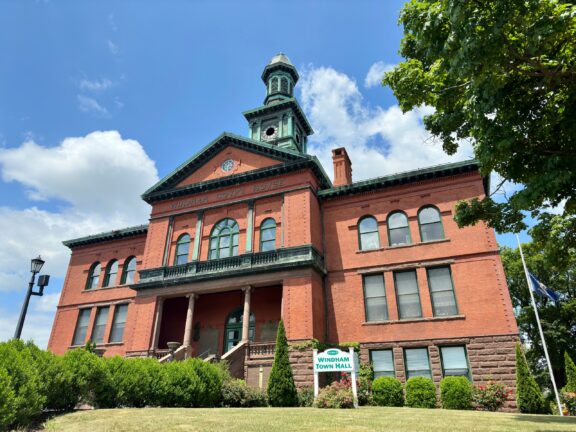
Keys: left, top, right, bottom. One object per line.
{"left": 516, "top": 343, "right": 547, "bottom": 414}
{"left": 405, "top": 377, "right": 437, "bottom": 408}
{"left": 267, "top": 320, "right": 298, "bottom": 407}
{"left": 0, "top": 340, "right": 45, "bottom": 428}
{"left": 358, "top": 363, "right": 374, "bottom": 405}
{"left": 565, "top": 352, "right": 576, "bottom": 393}
{"left": 440, "top": 376, "right": 472, "bottom": 410}
{"left": 221, "top": 379, "right": 267, "bottom": 407}
{"left": 60, "top": 347, "right": 110, "bottom": 408}
{"left": 372, "top": 376, "right": 404, "bottom": 407}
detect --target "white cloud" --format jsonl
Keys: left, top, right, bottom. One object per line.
{"left": 79, "top": 78, "right": 114, "bottom": 92}
{"left": 300, "top": 66, "right": 473, "bottom": 182}
{"left": 108, "top": 40, "right": 119, "bottom": 55}
{"left": 364, "top": 61, "right": 395, "bottom": 88}
{"left": 77, "top": 95, "right": 108, "bottom": 115}
{"left": 0, "top": 131, "right": 159, "bottom": 347}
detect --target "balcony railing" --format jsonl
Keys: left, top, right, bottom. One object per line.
{"left": 136, "top": 245, "right": 325, "bottom": 289}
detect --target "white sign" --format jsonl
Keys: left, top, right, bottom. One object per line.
{"left": 313, "top": 348, "right": 359, "bottom": 408}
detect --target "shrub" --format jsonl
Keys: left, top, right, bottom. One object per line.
{"left": 358, "top": 364, "right": 374, "bottom": 406}
{"left": 561, "top": 391, "right": 576, "bottom": 416}
{"left": 516, "top": 344, "right": 547, "bottom": 414}
{"left": 267, "top": 320, "right": 298, "bottom": 407}
{"left": 440, "top": 376, "right": 472, "bottom": 410}
{"left": 0, "top": 367, "right": 16, "bottom": 431}
{"left": 107, "top": 357, "right": 162, "bottom": 407}
{"left": 221, "top": 379, "right": 267, "bottom": 407}
{"left": 472, "top": 381, "right": 510, "bottom": 411}
{"left": 297, "top": 387, "right": 315, "bottom": 407}
{"left": 60, "top": 347, "right": 109, "bottom": 408}
{"left": 373, "top": 376, "right": 404, "bottom": 407}
{"left": 564, "top": 352, "right": 576, "bottom": 393}
{"left": 405, "top": 377, "right": 437, "bottom": 408}
{"left": 315, "top": 381, "right": 354, "bottom": 409}
{"left": 0, "top": 340, "right": 45, "bottom": 428}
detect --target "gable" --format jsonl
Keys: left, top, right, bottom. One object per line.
{"left": 177, "top": 146, "right": 282, "bottom": 187}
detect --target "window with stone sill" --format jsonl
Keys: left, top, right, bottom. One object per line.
{"left": 427, "top": 266, "right": 458, "bottom": 316}
{"left": 86, "top": 262, "right": 101, "bottom": 290}
{"left": 260, "top": 218, "right": 276, "bottom": 252}
{"left": 72, "top": 308, "right": 91, "bottom": 346}
{"left": 440, "top": 346, "right": 471, "bottom": 379}
{"left": 371, "top": 349, "right": 395, "bottom": 378}
{"left": 121, "top": 256, "right": 137, "bottom": 284}
{"left": 394, "top": 270, "right": 422, "bottom": 319}
{"left": 404, "top": 347, "right": 432, "bottom": 379}
{"left": 358, "top": 215, "right": 380, "bottom": 251}
{"left": 363, "top": 274, "right": 388, "bottom": 322}
{"left": 209, "top": 218, "right": 239, "bottom": 259}
{"left": 91, "top": 306, "right": 109, "bottom": 344}
{"left": 109, "top": 304, "right": 128, "bottom": 343}
{"left": 103, "top": 259, "right": 118, "bottom": 288}
{"left": 387, "top": 211, "right": 411, "bottom": 246}
{"left": 174, "top": 234, "right": 191, "bottom": 265}
{"left": 418, "top": 206, "right": 445, "bottom": 242}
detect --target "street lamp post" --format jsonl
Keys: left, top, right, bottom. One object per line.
{"left": 13, "top": 256, "right": 50, "bottom": 340}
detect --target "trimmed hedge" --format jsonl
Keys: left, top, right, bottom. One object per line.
{"left": 440, "top": 376, "right": 472, "bottom": 410}
{"left": 0, "top": 367, "right": 15, "bottom": 431}
{"left": 221, "top": 379, "right": 267, "bottom": 407}
{"left": 267, "top": 320, "right": 298, "bottom": 407}
{"left": 405, "top": 377, "right": 437, "bottom": 408}
{"left": 372, "top": 377, "right": 404, "bottom": 407}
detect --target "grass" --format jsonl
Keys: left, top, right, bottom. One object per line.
{"left": 44, "top": 407, "right": 576, "bottom": 432}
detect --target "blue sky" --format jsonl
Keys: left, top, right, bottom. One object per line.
{"left": 0, "top": 0, "right": 530, "bottom": 347}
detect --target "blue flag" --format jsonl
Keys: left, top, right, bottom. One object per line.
{"left": 529, "top": 273, "right": 560, "bottom": 302}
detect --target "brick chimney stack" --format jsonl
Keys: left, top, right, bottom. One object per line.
{"left": 332, "top": 147, "right": 353, "bottom": 187}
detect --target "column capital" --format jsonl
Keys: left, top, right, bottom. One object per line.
{"left": 186, "top": 293, "right": 198, "bottom": 300}
{"left": 242, "top": 285, "right": 252, "bottom": 293}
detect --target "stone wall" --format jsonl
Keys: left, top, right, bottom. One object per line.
{"left": 288, "top": 345, "right": 315, "bottom": 388}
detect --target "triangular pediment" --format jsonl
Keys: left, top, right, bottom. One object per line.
{"left": 142, "top": 132, "right": 315, "bottom": 201}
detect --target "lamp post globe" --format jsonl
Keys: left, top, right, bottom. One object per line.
{"left": 30, "top": 256, "right": 45, "bottom": 274}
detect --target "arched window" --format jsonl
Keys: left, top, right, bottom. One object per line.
{"left": 418, "top": 206, "right": 444, "bottom": 242}
{"left": 209, "top": 218, "right": 239, "bottom": 259}
{"left": 121, "top": 256, "right": 137, "bottom": 284}
{"left": 281, "top": 77, "right": 288, "bottom": 93}
{"left": 174, "top": 234, "right": 191, "bottom": 265}
{"left": 271, "top": 77, "right": 279, "bottom": 93}
{"left": 358, "top": 216, "right": 380, "bottom": 250}
{"left": 103, "top": 260, "right": 118, "bottom": 287}
{"left": 260, "top": 218, "right": 277, "bottom": 252}
{"left": 387, "top": 211, "right": 411, "bottom": 246}
{"left": 224, "top": 307, "right": 255, "bottom": 352}
{"left": 86, "top": 262, "right": 101, "bottom": 290}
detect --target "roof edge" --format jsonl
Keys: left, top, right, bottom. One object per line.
{"left": 63, "top": 224, "right": 149, "bottom": 249}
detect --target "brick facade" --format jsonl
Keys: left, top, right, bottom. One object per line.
{"left": 48, "top": 54, "right": 519, "bottom": 410}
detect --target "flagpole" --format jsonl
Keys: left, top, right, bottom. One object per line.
{"left": 516, "top": 234, "right": 563, "bottom": 416}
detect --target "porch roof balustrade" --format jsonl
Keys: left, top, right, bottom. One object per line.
{"left": 134, "top": 245, "right": 325, "bottom": 290}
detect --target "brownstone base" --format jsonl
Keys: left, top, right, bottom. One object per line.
{"left": 286, "top": 334, "right": 519, "bottom": 411}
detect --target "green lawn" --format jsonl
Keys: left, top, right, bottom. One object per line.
{"left": 44, "top": 407, "right": 576, "bottom": 432}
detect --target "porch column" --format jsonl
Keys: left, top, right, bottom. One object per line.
{"left": 241, "top": 286, "right": 252, "bottom": 342}
{"left": 150, "top": 297, "right": 164, "bottom": 351}
{"left": 183, "top": 294, "right": 198, "bottom": 358}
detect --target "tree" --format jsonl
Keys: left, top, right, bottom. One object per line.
{"left": 516, "top": 343, "right": 547, "bottom": 414}
{"left": 501, "top": 243, "right": 576, "bottom": 391}
{"left": 565, "top": 352, "right": 576, "bottom": 392}
{"left": 267, "top": 320, "right": 298, "bottom": 407}
{"left": 383, "top": 0, "right": 576, "bottom": 242}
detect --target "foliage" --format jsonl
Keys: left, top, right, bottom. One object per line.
{"left": 405, "top": 377, "right": 437, "bottom": 409}
{"left": 562, "top": 391, "right": 576, "bottom": 416}
{"left": 314, "top": 381, "right": 355, "bottom": 409}
{"left": 0, "top": 367, "right": 16, "bottom": 431}
{"left": 267, "top": 320, "right": 298, "bottom": 407}
{"left": 383, "top": 0, "right": 576, "bottom": 241}
{"left": 297, "top": 387, "right": 315, "bottom": 407}
{"left": 0, "top": 339, "right": 45, "bottom": 428}
{"left": 221, "top": 379, "right": 267, "bottom": 407}
{"left": 358, "top": 363, "right": 374, "bottom": 405}
{"left": 501, "top": 244, "right": 576, "bottom": 391}
{"left": 566, "top": 352, "right": 576, "bottom": 392}
{"left": 472, "top": 381, "right": 511, "bottom": 412}
{"left": 372, "top": 376, "right": 404, "bottom": 407}
{"left": 440, "top": 376, "right": 472, "bottom": 410}
{"left": 213, "top": 360, "right": 233, "bottom": 383}
{"left": 516, "top": 344, "right": 548, "bottom": 414}
{"left": 106, "top": 357, "right": 162, "bottom": 407}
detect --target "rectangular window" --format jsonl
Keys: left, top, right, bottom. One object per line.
{"left": 427, "top": 267, "right": 458, "bottom": 316}
{"left": 371, "top": 349, "right": 395, "bottom": 378}
{"left": 394, "top": 270, "right": 422, "bottom": 319}
{"left": 363, "top": 274, "right": 388, "bottom": 321}
{"left": 72, "top": 308, "right": 91, "bottom": 346}
{"left": 405, "top": 347, "right": 432, "bottom": 379}
{"left": 440, "top": 346, "right": 470, "bottom": 378}
{"left": 91, "top": 306, "right": 109, "bottom": 344}
{"left": 109, "top": 304, "right": 128, "bottom": 343}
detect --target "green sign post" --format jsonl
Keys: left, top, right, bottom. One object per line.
{"left": 313, "top": 347, "right": 359, "bottom": 408}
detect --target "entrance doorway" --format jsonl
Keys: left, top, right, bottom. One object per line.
{"left": 224, "top": 307, "right": 255, "bottom": 352}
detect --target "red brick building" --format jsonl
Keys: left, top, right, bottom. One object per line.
{"left": 49, "top": 54, "right": 518, "bottom": 404}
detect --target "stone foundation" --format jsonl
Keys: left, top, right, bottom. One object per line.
{"left": 285, "top": 334, "right": 519, "bottom": 411}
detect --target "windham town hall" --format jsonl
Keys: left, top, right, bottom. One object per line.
{"left": 48, "top": 54, "right": 518, "bottom": 406}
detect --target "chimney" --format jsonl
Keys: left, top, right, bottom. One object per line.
{"left": 332, "top": 147, "right": 352, "bottom": 187}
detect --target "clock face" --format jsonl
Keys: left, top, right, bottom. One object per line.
{"left": 221, "top": 159, "right": 235, "bottom": 172}
{"left": 261, "top": 125, "right": 278, "bottom": 141}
